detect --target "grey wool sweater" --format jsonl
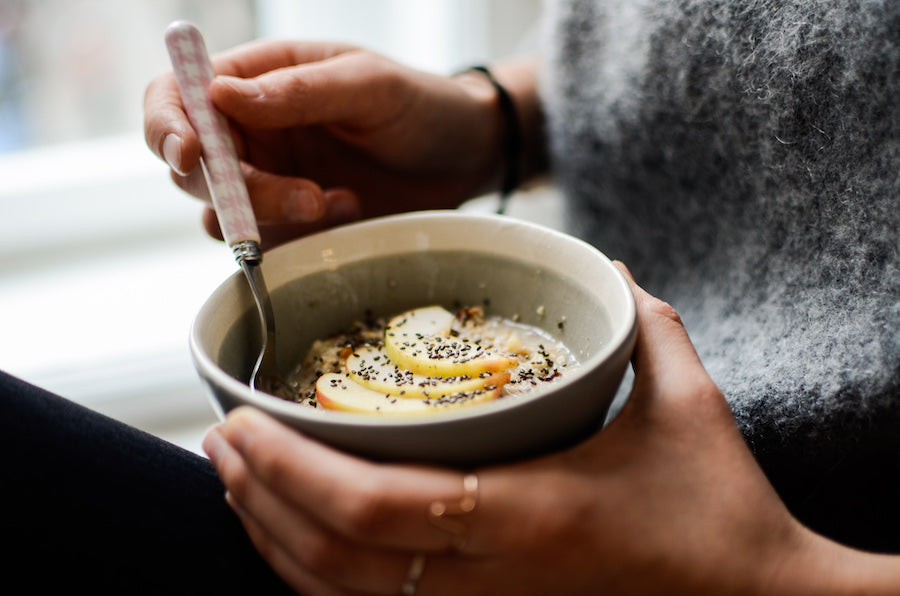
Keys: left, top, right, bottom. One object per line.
{"left": 541, "top": 0, "right": 900, "bottom": 550}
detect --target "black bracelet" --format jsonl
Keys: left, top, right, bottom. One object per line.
{"left": 466, "top": 65, "right": 521, "bottom": 215}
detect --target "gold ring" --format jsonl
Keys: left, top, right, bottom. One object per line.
{"left": 401, "top": 553, "right": 426, "bottom": 596}
{"left": 427, "top": 473, "right": 479, "bottom": 550}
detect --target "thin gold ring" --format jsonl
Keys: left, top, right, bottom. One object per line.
{"left": 427, "top": 473, "right": 479, "bottom": 550}
{"left": 401, "top": 553, "right": 426, "bottom": 596}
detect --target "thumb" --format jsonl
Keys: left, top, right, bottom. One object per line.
{"left": 210, "top": 51, "right": 406, "bottom": 129}
{"left": 613, "top": 262, "right": 713, "bottom": 403}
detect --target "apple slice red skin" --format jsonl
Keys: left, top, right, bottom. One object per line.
{"left": 316, "top": 373, "right": 503, "bottom": 415}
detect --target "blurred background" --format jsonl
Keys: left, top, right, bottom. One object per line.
{"left": 0, "top": 0, "right": 546, "bottom": 454}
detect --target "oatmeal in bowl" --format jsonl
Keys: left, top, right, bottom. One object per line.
{"left": 287, "top": 305, "right": 577, "bottom": 414}
{"left": 190, "top": 211, "right": 636, "bottom": 466}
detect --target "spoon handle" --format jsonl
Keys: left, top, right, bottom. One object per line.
{"left": 164, "top": 21, "right": 260, "bottom": 248}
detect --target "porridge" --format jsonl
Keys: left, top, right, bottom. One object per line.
{"left": 282, "top": 305, "right": 577, "bottom": 415}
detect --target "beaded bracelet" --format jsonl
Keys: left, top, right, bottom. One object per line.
{"left": 466, "top": 65, "right": 521, "bottom": 215}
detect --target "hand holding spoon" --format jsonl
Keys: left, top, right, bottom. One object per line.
{"left": 165, "top": 21, "right": 286, "bottom": 396}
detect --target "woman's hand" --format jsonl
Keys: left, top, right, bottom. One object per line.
{"left": 202, "top": 264, "right": 894, "bottom": 595}
{"left": 144, "top": 40, "right": 514, "bottom": 249}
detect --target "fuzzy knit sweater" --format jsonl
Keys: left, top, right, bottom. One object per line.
{"left": 541, "top": 0, "right": 900, "bottom": 551}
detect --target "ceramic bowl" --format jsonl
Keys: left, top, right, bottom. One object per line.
{"left": 190, "top": 211, "right": 636, "bottom": 466}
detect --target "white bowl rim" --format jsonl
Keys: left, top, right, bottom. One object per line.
{"left": 190, "top": 210, "right": 637, "bottom": 428}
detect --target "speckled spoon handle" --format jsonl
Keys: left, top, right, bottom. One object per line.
{"left": 166, "top": 21, "right": 285, "bottom": 395}
{"left": 165, "top": 20, "right": 259, "bottom": 249}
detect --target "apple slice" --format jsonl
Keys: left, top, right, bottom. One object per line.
{"left": 316, "top": 373, "right": 502, "bottom": 415}
{"left": 386, "top": 305, "right": 456, "bottom": 336}
{"left": 384, "top": 306, "right": 518, "bottom": 377}
{"left": 345, "top": 346, "right": 510, "bottom": 398}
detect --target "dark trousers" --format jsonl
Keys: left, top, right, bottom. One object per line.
{"left": 0, "top": 370, "right": 293, "bottom": 594}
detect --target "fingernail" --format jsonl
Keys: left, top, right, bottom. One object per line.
{"left": 283, "top": 188, "right": 323, "bottom": 222}
{"left": 222, "top": 406, "right": 265, "bottom": 452}
{"left": 162, "top": 133, "right": 185, "bottom": 175}
{"left": 613, "top": 260, "right": 635, "bottom": 282}
{"left": 326, "top": 190, "right": 361, "bottom": 222}
{"left": 217, "top": 75, "right": 262, "bottom": 99}
{"left": 225, "top": 490, "right": 246, "bottom": 518}
{"left": 202, "top": 426, "right": 226, "bottom": 465}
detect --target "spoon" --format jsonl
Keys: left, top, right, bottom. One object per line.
{"left": 165, "top": 21, "right": 287, "bottom": 396}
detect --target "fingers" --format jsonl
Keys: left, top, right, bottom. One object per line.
{"left": 209, "top": 38, "right": 360, "bottom": 79}
{"left": 175, "top": 161, "right": 362, "bottom": 246}
{"left": 242, "top": 164, "right": 326, "bottom": 223}
{"left": 239, "top": 512, "right": 406, "bottom": 596}
{"left": 143, "top": 71, "right": 202, "bottom": 175}
{"left": 144, "top": 39, "right": 358, "bottom": 174}
{"left": 175, "top": 165, "right": 332, "bottom": 233}
{"left": 205, "top": 426, "right": 416, "bottom": 595}
{"left": 203, "top": 407, "right": 513, "bottom": 594}
{"left": 200, "top": 187, "right": 361, "bottom": 250}
{"left": 612, "top": 261, "right": 730, "bottom": 424}
{"left": 172, "top": 157, "right": 323, "bottom": 217}
{"left": 205, "top": 407, "right": 470, "bottom": 553}
{"left": 614, "top": 261, "right": 708, "bottom": 387}
{"left": 202, "top": 408, "right": 623, "bottom": 596}
{"left": 239, "top": 528, "right": 352, "bottom": 596}
{"left": 209, "top": 49, "right": 413, "bottom": 130}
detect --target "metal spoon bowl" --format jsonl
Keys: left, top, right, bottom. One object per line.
{"left": 234, "top": 241, "right": 289, "bottom": 396}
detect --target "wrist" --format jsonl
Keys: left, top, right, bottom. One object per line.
{"left": 459, "top": 66, "right": 522, "bottom": 211}
{"left": 764, "top": 525, "right": 900, "bottom": 595}
{"left": 452, "top": 68, "right": 505, "bottom": 197}
{"left": 453, "top": 58, "right": 546, "bottom": 200}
